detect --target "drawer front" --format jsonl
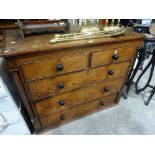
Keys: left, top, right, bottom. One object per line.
{"left": 105, "top": 61, "right": 130, "bottom": 80}
{"left": 27, "top": 70, "right": 90, "bottom": 101}
{"left": 91, "top": 46, "right": 136, "bottom": 67}
{"left": 27, "top": 61, "right": 129, "bottom": 101}
{"left": 40, "top": 94, "right": 117, "bottom": 130}
{"left": 35, "top": 77, "right": 124, "bottom": 117}
{"left": 21, "top": 53, "right": 88, "bottom": 81}
{"left": 89, "top": 61, "right": 130, "bottom": 81}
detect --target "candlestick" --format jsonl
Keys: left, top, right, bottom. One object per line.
{"left": 111, "top": 19, "right": 115, "bottom": 26}
{"left": 117, "top": 19, "right": 120, "bottom": 26}
{"left": 105, "top": 19, "right": 109, "bottom": 27}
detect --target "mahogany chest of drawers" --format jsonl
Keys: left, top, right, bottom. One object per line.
{"left": 0, "top": 30, "right": 143, "bottom": 133}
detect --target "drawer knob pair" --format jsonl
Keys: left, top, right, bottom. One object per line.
{"left": 60, "top": 114, "right": 65, "bottom": 120}
{"left": 56, "top": 63, "right": 64, "bottom": 71}
{"left": 108, "top": 70, "right": 114, "bottom": 75}
{"left": 57, "top": 83, "right": 64, "bottom": 89}
{"left": 59, "top": 100, "right": 65, "bottom": 106}
{"left": 112, "top": 53, "right": 119, "bottom": 60}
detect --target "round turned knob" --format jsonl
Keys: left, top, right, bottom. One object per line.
{"left": 112, "top": 53, "right": 119, "bottom": 60}
{"left": 57, "top": 83, "right": 64, "bottom": 89}
{"left": 104, "top": 87, "right": 110, "bottom": 93}
{"left": 108, "top": 70, "right": 114, "bottom": 75}
{"left": 59, "top": 100, "right": 65, "bottom": 106}
{"left": 56, "top": 63, "right": 63, "bottom": 71}
{"left": 60, "top": 114, "right": 65, "bottom": 120}
{"left": 99, "top": 100, "right": 104, "bottom": 106}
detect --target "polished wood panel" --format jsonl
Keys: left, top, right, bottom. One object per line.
{"left": 35, "top": 77, "right": 124, "bottom": 117}
{"left": 5, "top": 41, "right": 142, "bottom": 71}
{"left": 40, "top": 94, "right": 117, "bottom": 130}
{"left": 91, "top": 46, "right": 136, "bottom": 67}
{"left": 0, "top": 30, "right": 143, "bottom": 133}
{"left": 21, "top": 53, "right": 88, "bottom": 81}
{"left": 1, "top": 30, "right": 143, "bottom": 57}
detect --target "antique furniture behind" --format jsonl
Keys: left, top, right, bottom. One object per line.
{"left": 123, "top": 33, "right": 155, "bottom": 101}
{"left": 17, "top": 19, "right": 69, "bottom": 37}
{"left": 0, "top": 20, "right": 18, "bottom": 30}
{"left": 123, "top": 20, "right": 155, "bottom": 105}
{"left": 0, "top": 30, "right": 143, "bottom": 133}
{"left": 0, "top": 31, "right": 5, "bottom": 51}
{"left": 135, "top": 48, "right": 155, "bottom": 105}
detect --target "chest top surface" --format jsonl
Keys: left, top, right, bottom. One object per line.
{"left": 0, "top": 30, "right": 143, "bottom": 58}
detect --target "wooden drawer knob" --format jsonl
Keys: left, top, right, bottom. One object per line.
{"left": 60, "top": 114, "right": 65, "bottom": 120}
{"left": 112, "top": 53, "right": 119, "bottom": 60}
{"left": 99, "top": 100, "right": 104, "bottom": 106}
{"left": 59, "top": 100, "right": 65, "bottom": 106}
{"left": 56, "top": 63, "right": 64, "bottom": 71}
{"left": 57, "top": 83, "right": 64, "bottom": 89}
{"left": 108, "top": 70, "right": 114, "bottom": 75}
{"left": 104, "top": 87, "right": 110, "bottom": 93}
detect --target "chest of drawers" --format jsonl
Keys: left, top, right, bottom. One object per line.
{"left": 0, "top": 30, "right": 143, "bottom": 133}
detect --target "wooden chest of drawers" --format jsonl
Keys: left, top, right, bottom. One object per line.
{"left": 0, "top": 30, "right": 143, "bottom": 133}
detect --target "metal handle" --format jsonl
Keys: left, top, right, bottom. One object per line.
{"left": 112, "top": 53, "right": 119, "bottom": 60}
{"left": 56, "top": 63, "right": 63, "bottom": 71}
{"left": 104, "top": 87, "right": 109, "bottom": 92}
{"left": 60, "top": 114, "right": 65, "bottom": 120}
{"left": 108, "top": 70, "right": 114, "bottom": 75}
{"left": 59, "top": 100, "right": 65, "bottom": 106}
{"left": 57, "top": 83, "right": 64, "bottom": 89}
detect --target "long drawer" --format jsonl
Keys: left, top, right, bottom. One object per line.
{"left": 27, "top": 61, "right": 130, "bottom": 101}
{"left": 35, "top": 77, "right": 124, "bottom": 117}
{"left": 40, "top": 94, "right": 117, "bottom": 130}
{"left": 21, "top": 53, "right": 88, "bottom": 81}
{"left": 91, "top": 46, "right": 136, "bottom": 67}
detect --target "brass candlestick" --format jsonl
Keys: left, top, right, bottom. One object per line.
{"left": 117, "top": 19, "right": 120, "bottom": 26}
{"left": 111, "top": 19, "right": 115, "bottom": 26}
{"left": 105, "top": 19, "right": 109, "bottom": 27}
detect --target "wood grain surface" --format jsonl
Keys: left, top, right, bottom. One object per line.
{"left": 0, "top": 30, "right": 143, "bottom": 133}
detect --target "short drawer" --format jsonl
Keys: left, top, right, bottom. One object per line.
{"left": 89, "top": 61, "right": 130, "bottom": 81}
{"left": 21, "top": 53, "right": 88, "bottom": 81}
{"left": 35, "top": 77, "right": 124, "bottom": 117}
{"left": 91, "top": 46, "right": 136, "bottom": 67}
{"left": 105, "top": 61, "right": 130, "bottom": 80}
{"left": 40, "top": 94, "right": 117, "bottom": 130}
